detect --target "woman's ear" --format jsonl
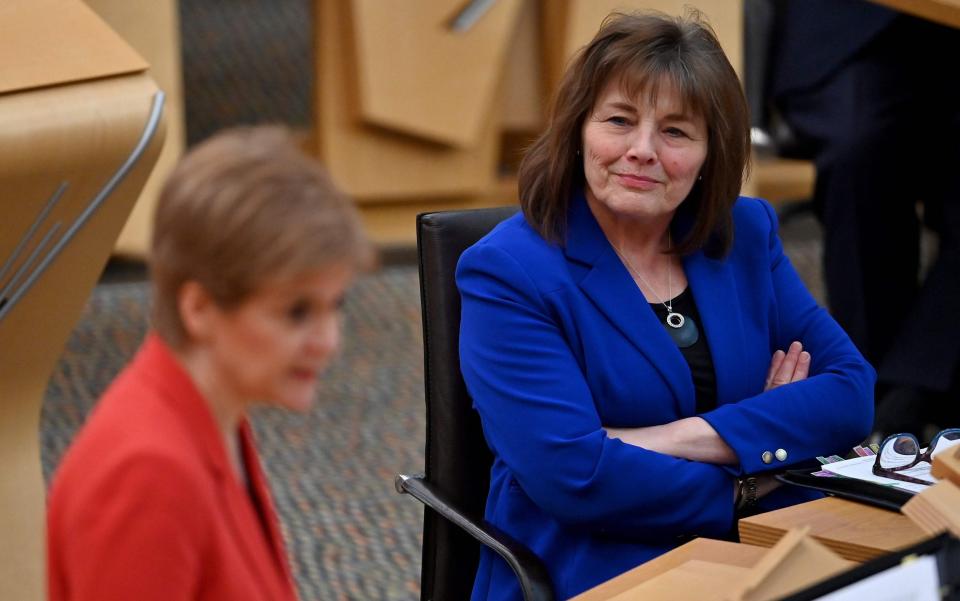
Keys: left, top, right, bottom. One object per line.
{"left": 177, "top": 281, "right": 217, "bottom": 343}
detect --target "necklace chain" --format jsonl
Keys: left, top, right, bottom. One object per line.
{"left": 618, "top": 253, "right": 673, "bottom": 312}
{"left": 615, "top": 232, "right": 674, "bottom": 313}
{"left": 614, "top": 232, "right": 691, "bottom": 333}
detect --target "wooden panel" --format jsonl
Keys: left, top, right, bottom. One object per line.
{"left": 743, "top": 157, "right": 815, "bottom": 204}
{"left": 605, "top": 561, "right": 748, "bottom": 601}
{"left": 500, "top": 0, "right": 545, "bottom": 132}
{"left": 350, "top": 0, "right": 522, "bottom": 147}
{"left": 738, "top": 497, "right": 928, "bottom": 563}
{"left": 352, "top": 0, "right": 753, "bottom": 242}
{"left": 538, "top": 0, "right": 570, "bottom": 99}
{"left": 358, "top": 176, "right": 519, "bottom": 247}
{"left": 0, "top": 0, "right": 146, "bottom": 94}
{"left": 314, "top": 0, "right": 502, "bottom": 200}
{"left": 571, "top": 538, "right": 767, "bottom": 601}
{"left": 84, "top": 0, "right": 186, "bottom": 257}
{"left": 547, "top": 0, "right": 744, "bottom": 97}
{"left": 870, "top": 0, "right": 960, "bottom": 29}
{"left": 0, "top": 72, "right": 164, "bottom": 601}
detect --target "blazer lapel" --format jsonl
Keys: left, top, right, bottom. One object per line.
{"left": 683, "top": 250, "right": 750, "bottom": 406}
{"left": 564, "top": 194, "right": 694, "bottom": 414}
{"left": 239, "top": 420, "right": 296, "bottom": 589}
{"left": 140, "top": 336, "right": 286, "bottom": 600}
{"left": 215, "top": 433, "right": 289, "bottom": 600}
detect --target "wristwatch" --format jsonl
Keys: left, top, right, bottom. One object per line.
{"left": 735, "top": 476, "right": 759, "bottom": 510}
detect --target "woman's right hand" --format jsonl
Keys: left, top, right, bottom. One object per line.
{"left": 764, "top": 341, "right": 811, "bottom": 391}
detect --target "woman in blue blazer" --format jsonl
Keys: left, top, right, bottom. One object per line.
{"left": 457, "top": 11, "right": 875, "bottom": 601}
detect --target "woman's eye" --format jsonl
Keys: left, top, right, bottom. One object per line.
{"left": 664, "top": 127, "right": 688, "bottom": 138}
{"left": 606, "top": 115, "right": 630, "bottom": 126}
{"left": 287, "top": 300, "right": 310, "bottom": 323}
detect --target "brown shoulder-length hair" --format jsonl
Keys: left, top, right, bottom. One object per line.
{"left": 518, "top": 10, "right": 750, "bottom": 257}
{"left": 150, "top": 126, "right": 375, "bottom": 348}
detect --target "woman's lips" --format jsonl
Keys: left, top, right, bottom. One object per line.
{"left": 616, "top": 173, "right": 660, "bottom": 190}
{"left": 291, "top": 367, "right": 318, "bottom": 382}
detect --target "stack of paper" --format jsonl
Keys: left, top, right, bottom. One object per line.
{"left": 819, "top": 455, "right": 933, "bottom": 494}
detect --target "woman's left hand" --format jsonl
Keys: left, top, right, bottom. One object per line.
{"left": 765, "top": 341, "right": 811, "bottom": 391}
{"left": 604, "top": 341, "right": 813, "bottom": 465}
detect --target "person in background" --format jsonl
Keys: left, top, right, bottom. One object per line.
{"left": 47, "top": 126, "right": 374, "bottom": 601}
{"left": 770, "top": 0, "right": 960, "bottom": 438}
{"left": 457, "top": 11, "right": 874, "bottom": 601}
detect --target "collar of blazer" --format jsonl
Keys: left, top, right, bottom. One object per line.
{"left": 561, "top": 191, "right": 751, "bottom": 412}
{"left": 132, "top": 335, "right": 296, "bottom": 595}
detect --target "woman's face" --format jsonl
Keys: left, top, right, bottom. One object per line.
{"left": 200, "top": 263, "right": 353, "bottom": 413}
{"left": 581, "top": 78, "right": 707, "bottom": 226}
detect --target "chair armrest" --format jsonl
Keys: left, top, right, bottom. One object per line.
{"left": 395, "top": 473, "right": 555, "bottom": 601}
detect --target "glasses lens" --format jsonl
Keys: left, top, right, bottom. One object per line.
{"left": 930, "top": 428, "right": 960, "bottom": 460}
{"left": 879, "top": 434, "right": 920, "bottom": 469}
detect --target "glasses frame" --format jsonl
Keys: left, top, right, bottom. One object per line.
{"left": 872, "top": 428, "right": 960, "bottom": 486}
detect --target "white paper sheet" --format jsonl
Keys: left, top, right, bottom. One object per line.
{"left": 819, "top": 455, "right": 934, "bottom": 494}
{"left": 817, "top": 554, "right": 941, "bottom": 601}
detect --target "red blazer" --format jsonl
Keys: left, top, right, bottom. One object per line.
{"left": 47, "top": 334, "right": 299, "bottom": 601}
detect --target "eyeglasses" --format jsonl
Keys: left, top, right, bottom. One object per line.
{"left": 872, "top": 428, "right": 960, "bottom": 486}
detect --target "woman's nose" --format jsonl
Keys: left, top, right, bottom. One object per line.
{"left": 626, "top": 128, "right": 657, "bottom": 163}
{"left": 307, "top": 316, "right": 340, "bottom": 358}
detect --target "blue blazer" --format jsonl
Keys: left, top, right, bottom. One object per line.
{"left": 457, "top": 194, "right": 875, "bottom": 601}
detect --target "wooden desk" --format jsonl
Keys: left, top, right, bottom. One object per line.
{"left": 572, "top": 497, "right": 928, "bottom": 601}
{"left": 739, "top": 497, "right": 928, "bottom": 562}
{"left": 571, "top": 538, "right": 767, "bottom": 601}
{"left": 870, "top": 0, "right": 960, "bottom": 29}
{"left": 572, "top": 497, "right": 928, "bottom": 600}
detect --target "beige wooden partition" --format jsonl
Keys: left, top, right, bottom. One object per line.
{"left": 313, "top": 0, "right": 525, "bottom": 245}
{"left": 545, "top": 1, "right": 743, "bottom": 94}
{"left": 0, "top": 1, "right": 165, "bottom": 598}
{"left": 317, "top": 1, "right": 752, "bottom": 246}
{"left": 85, "top": 0, "right": 186, "bottom": 257}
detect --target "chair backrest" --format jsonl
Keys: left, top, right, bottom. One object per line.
{"left": 416, "top": 206, "right": 519, "bottom": 601}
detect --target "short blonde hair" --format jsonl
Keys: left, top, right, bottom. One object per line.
{"left": 150, "top": 126, "right": 374, "bottom": 348}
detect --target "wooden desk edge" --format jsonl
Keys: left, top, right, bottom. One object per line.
{"left": 570, "top": 538, "right": 767, "bottom": 601}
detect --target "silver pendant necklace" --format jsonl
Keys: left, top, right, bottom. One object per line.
{"left": 615, "top": 232, "right": 700, "bottom": 348}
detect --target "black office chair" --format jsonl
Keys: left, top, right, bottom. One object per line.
{"left": 395, "top": 207, "right": 555, "bottom": 601}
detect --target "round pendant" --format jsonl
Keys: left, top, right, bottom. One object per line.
{"left": 664, "top": 313, "right": 699, "bottom": 348}
{"left": 666, "top": 312, "right": 685, "bottom": 329}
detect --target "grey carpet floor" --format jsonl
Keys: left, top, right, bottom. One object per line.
{"left": 40, "top": 213, "right": 826, "bottom": 600}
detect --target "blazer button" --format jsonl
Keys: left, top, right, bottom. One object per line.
{"left": 775, "top": 448, "right": 788, "bottom": 462}
{"left": 761, "top": 451, "right": 773, "bottom": 464}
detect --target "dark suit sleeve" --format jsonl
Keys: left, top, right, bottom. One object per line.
{"left": 458, "top": 242, "right": 736, "bottom": 539}
{"left": 699, "top": 199, "right": 875, "bottom": 474}
{"left": 53, "top": 452, "right": 207, "bottom": 601}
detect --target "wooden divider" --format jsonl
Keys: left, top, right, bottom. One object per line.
{"left": 0, "top": 2, "right": 165, "bottom": 597}
{"left": 315, "top": 0, "right": 758, "bottom": 246}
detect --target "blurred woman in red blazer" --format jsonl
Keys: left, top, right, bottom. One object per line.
{"left": 47, "top": 126, "right": 373, "bottom": 601}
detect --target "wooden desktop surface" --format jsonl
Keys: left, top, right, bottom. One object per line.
{"left": 739, "top": 496, "right": 928, "bottom": 562}
{"left": 574, "top": 496, "right": 930, "bottom": 600}
{"left": 571, "top": 538, "right": 767, "bottom": 601}
{"left": 870, "top": 0, "right": 960, "bottom": 28}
